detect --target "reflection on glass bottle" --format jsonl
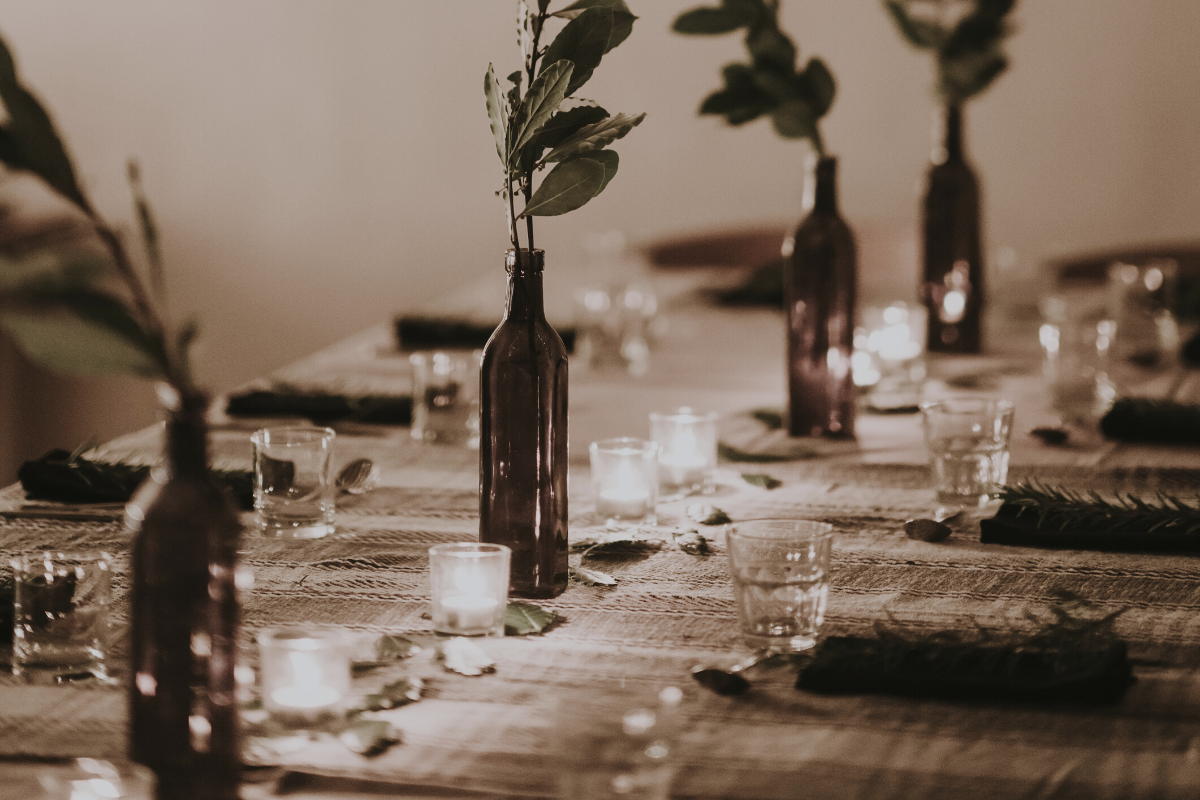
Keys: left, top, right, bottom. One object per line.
{"left": 786, "top": 155, "right": 858, "bottom": 439}
{"left": 922, "top": 105, "right": 983, "bottom": 353}
{"left": 127, "top": 389, "right": 241, "bottom": 800}
{"left": 479, "top": 249, "right": 569, "bottom": 598}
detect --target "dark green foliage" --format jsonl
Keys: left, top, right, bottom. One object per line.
{"left": 673, "top": 0, "right": 835, "bottom": 153}
{"left": 883, "top": 0, "right": 1016, "bottom": 104}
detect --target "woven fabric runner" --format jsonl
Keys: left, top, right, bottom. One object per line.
{"left": 4, "top": 306, "right": 1200, "bottom": 799}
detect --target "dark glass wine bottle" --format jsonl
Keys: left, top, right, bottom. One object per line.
{"left": 126, "top": 390, "right": 241, "bottom": 800}
{"left": 786, "top": 155, "right": 858, "bottom": 439}
{"left": 479, "top": 249, "right": 569, "bottom": 598}
{"left": 922, "top": 104, "right": 983, "bottom": 353}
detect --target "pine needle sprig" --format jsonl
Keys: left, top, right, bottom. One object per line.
{"left": 999, "top": 482, "right": 1200, "bottom": 537}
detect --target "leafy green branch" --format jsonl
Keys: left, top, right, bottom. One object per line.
{"left": 884, "top": 0, "right": 1016, "bottom": 105}
{"left": 673, "top": 0, "right": 835, "bottom": 154}
{"left": 0, "top": 31, "right": 195, "bottom": 394}
{"left": 486, "top": 0, "right": 645, "bottom": 264}
{"left": 999, "top": 482, "right": 1200, "bottom": 536}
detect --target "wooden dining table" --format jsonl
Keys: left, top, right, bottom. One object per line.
{"left": 3, "top": 266, "right": 1200, "bottom": 800}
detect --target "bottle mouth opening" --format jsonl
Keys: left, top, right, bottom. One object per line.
{"left": 505, "top": 248, "right": 545, "bottom": 274}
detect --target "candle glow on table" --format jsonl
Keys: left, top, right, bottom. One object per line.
{"left": 852, "top": 304, "right": 927, "bottom": 408}
{"left": 429, "top": 543, "right": 510, "bottom": 636}
{"left": 258, "top": 629, "right": 349, "bottom": 729}
{"left": 590, "top": 438, "right": 659, "bottom": 523}
{"left": 650, "top": 409, "right": 717, "bottom": 494}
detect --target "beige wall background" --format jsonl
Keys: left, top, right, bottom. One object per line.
{"left": 2, "top": 0, "right": 1199, "bottom": 480}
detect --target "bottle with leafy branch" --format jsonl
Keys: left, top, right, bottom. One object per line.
{"left": 674, "top": 0, "right": 856, "bottom": 438}
{"left": 885, "top": 0, "right": 1017, "bottom": 353}
{"left": 481, "top": 0, "right": 644, "bottom": 597}
{"left": 0, "top": 34, "right": 240, "bottom": 800}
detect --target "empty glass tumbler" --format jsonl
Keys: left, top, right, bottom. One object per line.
{"left": 920, "top": 398, "right": 1014, "bottom": 506}
{"left": 725, "top": 520, "right": 834, "bottom": 653}
{"left": 252, "top": 426, "right": 336, "bottom": 538}
{"left": 12, "top": 551, "right": 112, "bottom": 683}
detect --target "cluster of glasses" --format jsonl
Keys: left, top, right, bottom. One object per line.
{"left": 588, "top": 408, "right": 719, "bottom": 525}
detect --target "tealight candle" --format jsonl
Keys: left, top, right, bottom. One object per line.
{"left": 649, "top": 408, "right": 718, "bottom": 494}
{"left": 429, "top": 543, "right": 511, "bottom": 637}
{"left": 257, "top": 629, "right": 349, "bottom": 729}
{"left": 590, "top": 438, "right": 659, "bottom": 523}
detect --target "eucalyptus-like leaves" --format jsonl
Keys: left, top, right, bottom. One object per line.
{"left": 487, "top": 0, "right": 643, "bottom": 252}
{"left": 884, "top": 0, "right": 1016, "bottom": 105}
{"left": 0, "top": 30, "right": 195, "bottom": 392}
{"left": 673, "top": 0, "right": 835, "bottom": 154}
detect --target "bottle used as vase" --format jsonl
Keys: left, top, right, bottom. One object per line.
{"left": 479, "top": 248, "right": 569, "bottom": 598}
{"left": 127, "top": 388, "right": 242, "bottom": 800}
{"left": 786, "top": 154, "right": 858, "bottom": 438}
{"left": 922, "top": 104, "right": 983, "bottom": 353}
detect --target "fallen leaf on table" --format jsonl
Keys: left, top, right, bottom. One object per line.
{"left": 570, "top": 564, "right": 617, "bottom": 586}
{"left": 439, "top": 637, "right": 496, "bottom": 676}
{"left": 340, "top": 719, "right": 401, "bottom": 757}
{"left": 673, "top": 529, "right": 712, "bottom": 555}
{"left": 570, "top": 529, "right": 664, "bottom": 554}
{"left": 375, "top": 633, "right": 421, "bottom": 661}
{"left": 718, "top": 442, "right": 804, "bottom": 463}
{"left": 504, "top": 600, "right": 557, "bottom": 634}
{"left": 749, "top": 408, "right": 785, "bottom": 429}
{"left": 741, "top": 473, "right": 782, "bottom": 490}
{"left": 686, "top": 503, "right": 731, "bottom": 525}
{"left": 355, "top": 677, "right": 424, "bottom": 712}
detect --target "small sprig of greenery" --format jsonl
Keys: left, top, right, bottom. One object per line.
{"left": 1000, "top": 482, "right": 1200, "bottom": 536}
{"left": 0, "top": 32, "right": 196, "bottom": 394}
{"left": 673, "top": 0, "right": 835, "bottom": 155}
{"left": 884, "top": 0, "right": 1016, "bottom": 106}
{"left": 486, "top": 1, "right": 644, "bottom": 266}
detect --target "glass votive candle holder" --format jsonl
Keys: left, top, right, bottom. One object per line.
{"left": 258, "top": 629, "right": 349, "bottom": 730}
{"left": 649, "top": 408, "right": 718, "bottom": 495}
{"left": 589, "top": 438, "right": 659, "bottom": 523}
{"left": 429, "top": 543, "right": 511, "bottom": 637}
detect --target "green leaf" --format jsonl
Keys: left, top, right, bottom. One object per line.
{"left": 673, "top": 6, "right": 755, "bottom": 35}
{"left": 572, "top": 149, "right": 618, "bottom": 197}
{"left": 0, "top": 35, "right": 88, "bottom": 210}
{"left": 685, "top": 503, "right": 731, "bottom": 525}
{"left": 750, "top": 407, "right": 784, "bottom": 429}
{"left": 718, "top": 441, "right": 815, "bottom": 463}
{"left": 504, "top": 600, "right": 557, "bottom": 634}
{"left": 505, "top": 70, "right": 523, "bottom": 110}
{"left": 571, "top": 564, "right": 617, "bottom": 586}
{"left": 752, "top": 64, "right": 800, "bottom": 103}
{"left": 0, "top": 251, "right": 108, "bottom": 294}
{"left": 542, "top": 111, "right": 645, "bottom": 162}
{"left": 356, "top": 677, "right": 423, "bottom": 711}
{"left": 0, "top": 305, "right": 162, "bottom": 377}
{"left": 883, "top": 0, "right": 942, "bottom": 49}
{"left": 522, "top": 156, "right": 605, "bottom": 216}
{"left": 673, "top": 529, "right": 712, "bottom": 555}
{"left": 770, "top": 99, "right": 816, "bottom": 139}
{"left": 533, "top": 104, "right": 609, "bottom": 149}
{"left": 746, "top": 24, "right": 795, "bottom": 72}
{"left": 508, "top": 60, "right": 573, "bottom": 164}
{"left": 374, "top": 633, "right": 421, "bottom": 661}
{"left": 541, "top": 7, "right": 614, "bottom": 96}
{"left": 484, "top": 64, "right": 508, "bottom": 168}
{"left": 800, "top": 57, "right": 836, "bottom": 116}
{"left": 741, "top": 472, "right": 782, "bottom": 490}
{"left": 700, "top": 63, "right": 775, "bottom": 124}
{"left": 940, "top": 51, "right": 1007, "bottom": 103}
{"left": 438, "top": 637, "right": 496, "bottom": 675}
{"left": 552, "top": 0, "right": 637, "bottom": 52}
{"left": 340, "top": 719, "right": 401, "bottom": 757}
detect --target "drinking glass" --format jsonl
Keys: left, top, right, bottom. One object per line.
{"left": 409, "top": 350, "right": 483, "bottom": 447}
{"left": 258, "top": 629, "right": 349, "bottom": 730}
{"left": 1107, "top": 259, "right": 1179, "bottom": 368}
{"left": 649, "top": 408, "right": 718, "bottom": 496}
{"left": 252, "top": 426, "right": 336, "bottom": 539}
{"left": 12, "top": 551, "right": 112, "bottom": 683}
{"left": 725, "top": 520, "right": 834, "bottom": 653}
{"left": 1039, "top": 306, "right": 1117, "bottom": 423}
{"left": 920, "top": 398, "right": 1014, "bottom": 506}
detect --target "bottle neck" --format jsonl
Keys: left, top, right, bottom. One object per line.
{"left": 936, "top": 104, "right": 965, "bottom": 163}
{"left": 165, "top": 397, "right": 210, "bottom": 480}
{"left": 808, "top": 156, "right": 839, "bottom": 215}
{"left": 504, "top": 249, "right": 546, "bottom": 322}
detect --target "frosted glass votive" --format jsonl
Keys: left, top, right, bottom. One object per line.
{"left": 258, "top": 629, "right": 349, "bottom": 729}
{"left": 650, "top": 408, "right": 718, "bottom": 494}
{"left": 589, "top": 438, "right": 659, "bottom": 523}
{"left": 429, "top": 543, "right": 511, "bottom": 637}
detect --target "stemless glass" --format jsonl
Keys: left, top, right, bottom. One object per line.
{"left": 920, "top": 398, "right": 1014, "bottom": 506}
{"left": 12, "top": 551, "right": 112, "bottom": 683}
{"left": 725, "top": 520, "right": 834, "bottom": 653}
{"left": 252, "top": 426, "right": 336, "bottom": 539}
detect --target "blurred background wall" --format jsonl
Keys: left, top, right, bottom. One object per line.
{"left": 2, "top": 0, "right": 1199, "bottom": 482}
